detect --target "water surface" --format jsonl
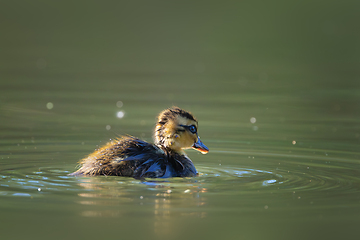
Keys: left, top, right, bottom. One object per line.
{"left": 1, "top": 1, "right": 360, "bottom": 240}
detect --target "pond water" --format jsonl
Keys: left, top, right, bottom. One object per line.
{"left": 1, "top": 1, "right": 360, "bottom": 240}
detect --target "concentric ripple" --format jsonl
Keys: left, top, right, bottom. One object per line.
{"left": 1, "top": 149, "right": 359, "bottom": 201}
{"left": 197, "top": 149, "right": 360, "bottom": 195}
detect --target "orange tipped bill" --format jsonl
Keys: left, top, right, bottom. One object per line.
{"left": 192, "top": 137, "right": 209, "bottom": 154}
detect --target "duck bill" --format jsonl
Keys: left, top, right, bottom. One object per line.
{"left": 192, "top": 137, "right": 209, "bottom": 154}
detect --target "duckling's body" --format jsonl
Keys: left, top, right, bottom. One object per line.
{"left": 70, "top": 107, "right": 208, "bottom": 178}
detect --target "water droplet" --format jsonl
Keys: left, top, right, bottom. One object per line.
{"left": 46, "top": 102, "right": 53, "bottom": 110}
{"left": 117, "top": 111, "right": 125, "bottom": 118}
{"left": 116, "top": 101, "right": 123, "bottom": 108}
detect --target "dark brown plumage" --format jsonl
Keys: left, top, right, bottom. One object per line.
{"left": 70, "top": 107, "right": 208, "bottom": 179}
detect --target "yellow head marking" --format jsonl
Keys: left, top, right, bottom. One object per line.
{"left": 154, "top": 107, "right": 201, "bottom": 153}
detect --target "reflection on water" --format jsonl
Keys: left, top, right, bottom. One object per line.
{"left": 1, "top": 143, "right": 360, "bottom": 239}
{"left": 2, "top": 147, "right": 359, "bottom": 200}
{"left": 74, "top": 176, "right": 209, "bottom": 236}
{"left": 1, "top": 1, "right": 360, "bottom": 239}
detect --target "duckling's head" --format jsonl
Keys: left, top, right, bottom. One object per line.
{"left": 154, "top": 107, "right": 209, "bottom": 154}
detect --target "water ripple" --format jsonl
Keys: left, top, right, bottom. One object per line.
{"left": 0, "top": 150, "right": 359, "bottom": 200}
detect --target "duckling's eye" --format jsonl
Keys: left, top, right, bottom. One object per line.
{"left": 188, "top": 125, "right": 197, "bottom": 134}
{"left": 179, "top": 124, "right": 197, "bottom": 134}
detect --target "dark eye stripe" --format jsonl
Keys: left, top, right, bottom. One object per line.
{"left": 176, "top": 129, "right": 185, "bottom": 133}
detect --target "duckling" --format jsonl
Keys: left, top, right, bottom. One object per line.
{"left": 70, "top": 107, "right": 209, "bottom": 178}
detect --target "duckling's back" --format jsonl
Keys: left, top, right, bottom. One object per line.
{"left": 70, "top": 136, "right": 197, "bottom": 178}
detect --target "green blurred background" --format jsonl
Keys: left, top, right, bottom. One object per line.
{"left": 2, "top": 0, "right": 359, "bottom": 93}
{"left": 1, "top": 1, "right": 360, "bottom": 240}
{"left": 1, "top": 0, "right": 359, "bottom": 142}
